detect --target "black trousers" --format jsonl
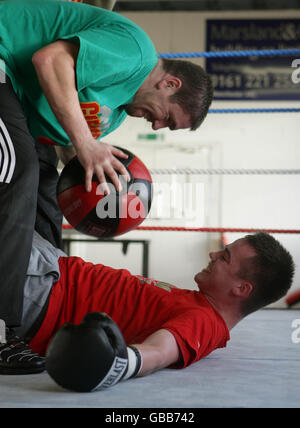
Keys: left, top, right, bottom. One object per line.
{"left": 35, "top": 141, "right": 63, "bottom": 251}
{"left": 0, "top": 76, "right": 62, "bottom": 327}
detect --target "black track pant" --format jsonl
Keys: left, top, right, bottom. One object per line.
{"left": 35, "top": 141, "right": 63, "bottom": 251}
{"left": 0, "top": 76, "right": 62, "bottom": 327}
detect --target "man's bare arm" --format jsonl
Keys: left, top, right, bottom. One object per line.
{"left": 32, "top": 40, "right": 129, "bottom": 192}
{"left": 131, "top": 329, "right": 180, "bottom": 377}
{"left": 32, "top": 41, "right": 91, "bottom": 150}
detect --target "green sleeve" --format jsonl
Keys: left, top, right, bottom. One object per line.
{"left": 61, "top": 25, "right": 143, "bottom": 92}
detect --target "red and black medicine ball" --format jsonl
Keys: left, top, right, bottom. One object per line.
{"left": 57, "top": 147, "right": 153, "bottom": 238}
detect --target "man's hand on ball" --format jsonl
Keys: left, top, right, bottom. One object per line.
{"left": 76, "top": 141, "right": 130, "bottom": 193}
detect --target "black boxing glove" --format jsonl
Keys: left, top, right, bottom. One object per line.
{"left": 45, "top": 312, "right": 142, "bottom": 392}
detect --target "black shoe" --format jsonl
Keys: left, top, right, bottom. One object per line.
{"left": 0, "top": 328, "right": 45, "bottom": 375}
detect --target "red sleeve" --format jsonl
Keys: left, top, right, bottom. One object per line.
{"left": 161, "top": 310, "right": 220, "bottom": 369}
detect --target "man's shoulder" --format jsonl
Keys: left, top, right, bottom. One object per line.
{"left": 124, "top": 24, "right": 157, "bottom": 59}
{"left": 104, "top": 13, "right": 157, "bottom": 59}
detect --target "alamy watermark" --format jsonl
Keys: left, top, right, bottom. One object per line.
{"left": 0, "top": 319, "right": 6, "bottom": 344}
{"left": 93, "top": 180, "right": 205, "bottom": 221}
{"left": 291, "top": 59, "right": 300, "bottom": 84}
{"left": 291, "top": 319, "right": 300, "bottom": 344}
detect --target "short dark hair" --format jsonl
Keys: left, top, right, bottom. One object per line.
{"left": 239, "top": 232, "right": 295, "bottom": 317}
{"left": 161, "top": 58, "right": 214, "bottom": 131}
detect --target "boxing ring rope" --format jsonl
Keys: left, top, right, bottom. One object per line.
{"left": 57, "top": 42, "right": 300, "bottom": 226}
{"left": 209, "top": 108, "right": 300, "bottom": 114}
{"left": 158, "top": 48, "right": 300, "bottom": 59}
{"left": 149, "top": 168, "right": 300, "bottom": 175}
{"left": 136, "top": 227, "right": 300, "bottom": 234}
{"left": 62, "top": 47, "right": 300, "bottom": 303}
{"left": 62, "top": 225, "right": 300, "bottom": 234}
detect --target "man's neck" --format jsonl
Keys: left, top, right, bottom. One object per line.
{"left": 138, "top": 59, "right": 165, "bottom": 90}
{"left": 202, "top": 292, "right": 242, "bottom": 331}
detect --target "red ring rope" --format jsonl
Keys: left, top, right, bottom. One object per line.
{"left": 62, "top": 225, "right": 300, "bottom": 234}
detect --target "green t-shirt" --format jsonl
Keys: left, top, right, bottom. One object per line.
{"left": 0, "top": 0, "right": 158, "bottom": 146}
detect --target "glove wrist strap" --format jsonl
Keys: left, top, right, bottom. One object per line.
{"left": 123, "top": 346, "right": 142, "bottom": 381}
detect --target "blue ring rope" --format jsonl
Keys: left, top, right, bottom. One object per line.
{"left": 159, "top": 48, "right": 300, "bottom": 59}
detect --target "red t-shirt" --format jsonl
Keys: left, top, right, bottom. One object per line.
{"left": 29, "top": 256, "right": 230, "bottom": 368}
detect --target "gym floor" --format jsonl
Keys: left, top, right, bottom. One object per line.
{"left": 0, "top": 309, "right": 299, "bottom": 408}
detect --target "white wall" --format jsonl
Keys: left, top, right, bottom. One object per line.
{"left": 66, "top": 8, "right": 300, "bottom": 307}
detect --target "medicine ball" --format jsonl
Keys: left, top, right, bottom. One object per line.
{"left": 57, "top": 147, "right": 152, "bottom": 238}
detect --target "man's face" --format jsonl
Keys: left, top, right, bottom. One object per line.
{"left": 194, "top": 239, "right": 257, "bottom": 299}
{"left": 124, "top": 80, "right": 192, "bottom": 131}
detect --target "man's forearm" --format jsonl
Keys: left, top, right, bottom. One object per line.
{"left": 132, "top": 343, "right": 166, "bottom": 377}
{"left": 130, "top": 330, "right": 180, "bottom": 378}
{"left": 32, "top": 41, "right": 93, "bottom": 151}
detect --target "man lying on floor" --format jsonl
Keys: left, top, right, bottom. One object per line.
{"left": 0, "top": 231, "right": 294, "bottom": 391}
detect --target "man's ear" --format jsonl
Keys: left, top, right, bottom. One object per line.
{"left": 157, "top": 76, "right": 182, "bottom": 91}
{"left": 232, "top": 281, "right": 253, "bottom": 299}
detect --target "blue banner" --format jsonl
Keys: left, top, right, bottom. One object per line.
{"left": 206, "top": 19, "right": 300, "bottom": 100}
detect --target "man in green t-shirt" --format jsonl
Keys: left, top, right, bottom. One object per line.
{"left": 0, "top": 0, "right": 213, "bottom": 375}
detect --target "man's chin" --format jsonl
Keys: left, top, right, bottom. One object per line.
{"left": 194, "top": 274, "right": 210, "bottom": 292}
{"left": 194, "top": 270, "right": 207, "bottom": 282}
